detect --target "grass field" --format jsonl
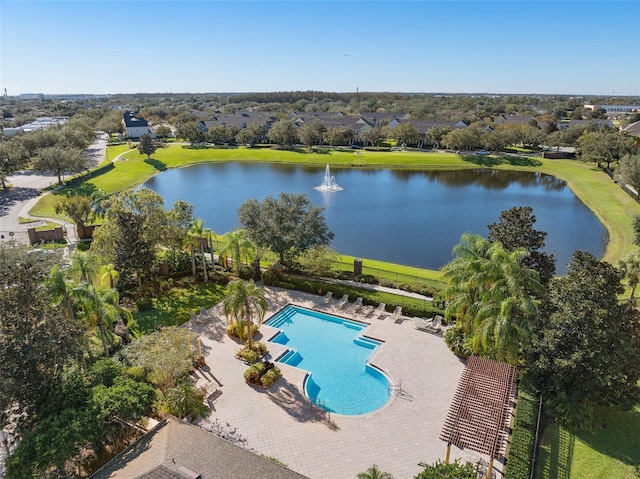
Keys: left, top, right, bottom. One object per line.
{"left": 535, "top": 405, "right": 640, "bottom": 479}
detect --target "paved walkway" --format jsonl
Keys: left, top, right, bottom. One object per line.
{"left": 185, "top": 287, "right": 492, "bottom": 479}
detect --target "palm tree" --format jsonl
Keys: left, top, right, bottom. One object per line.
{"left": 187, "top": 219, "right": 212, "bottom": 282}
{"left": 47, "top": 264, "right": 76, "bottom": 320}
{"left": 619, "top": 250, "right": 640, "bottom": 302}
{"left": 99, "top": 263, "right": 120, "bottom": 290}
{"left": 69, "top": 250, "right": 98, "bottom": 284}
{"left": 357, "top": 465, "right": 394, "bottom": 479}
{"left": 221, "top": 229, "right": 256, "bottom": 273}
{"left": 441, "top": 232, "right": 542, "bottom": 364}
{"left": 73, "top": 284, "right": 125, "bottom": 357}
{"left": 222, "top": 279, "right": 267, "bottom": 352}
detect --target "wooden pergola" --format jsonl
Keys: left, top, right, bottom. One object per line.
{"left": 440, "top": 355, "right": 518, "bottom": 478}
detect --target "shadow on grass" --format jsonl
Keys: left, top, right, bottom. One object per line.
{"left": 536, "top": 422, "right": 574, "bottom": 479}
{"left": 144, "top": 158, "right": 167, "bottom": 171}
{"left": 461, "top": 154, "right": 542, "bottom": 167}
{"left": 573, "top": 406, "right": 640, "bottom": 471}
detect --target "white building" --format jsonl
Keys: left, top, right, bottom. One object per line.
{"left": 2, "top": 116, "right": 68, "bottom": 136}
{"left": 122, "top": 111, "right": 151, "bottom": 138}
{"left": 584, "top": 104, "right": 640, "bottom": 116}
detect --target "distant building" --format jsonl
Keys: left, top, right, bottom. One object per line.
{"left": 584, "top": 104, "right": 640, "bottom": 116}
{"left": 123, "top": 111, "right": 151, "bottom": 138}
{"left": 2, "top": 116, "right": 68, "bottom": 137}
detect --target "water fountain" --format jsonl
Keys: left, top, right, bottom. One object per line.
{"left": 315, "top": 164, "right": 343, "bottom": 192}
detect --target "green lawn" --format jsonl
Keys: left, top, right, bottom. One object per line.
{"left": 134, "top": 281, "right": 226, "bottom": 333}
{"left": 535, "top": 405, "right": 640, "bottom": 479}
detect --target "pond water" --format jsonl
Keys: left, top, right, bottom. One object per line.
{"left": 140, "top": 163, "right": 608, "bottom": 275}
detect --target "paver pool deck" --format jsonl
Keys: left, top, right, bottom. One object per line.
{"left": 185, "top": 287, "right": 487, "bottom": 479}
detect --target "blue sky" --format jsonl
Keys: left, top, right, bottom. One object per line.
{"left": 1, "top": 1, "right": 639, "bottom": 96}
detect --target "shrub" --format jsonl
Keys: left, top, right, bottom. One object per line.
{"left": 244, "top": 361, "right": 281, "bottom": 388}
{"left": 136, "top": 297, "right": 153, "bottom": 312}
{"left": 260, "top": 365, "right": 281, "bottom": 387}
{"left": 505, "top": 383, "right": 540, "bottom": 479}
{"left": 236, "top": 342, "right": 267, "bottom": 364}
{"left": 226, "top": 322, "right": 259, "bottom": 340}
{"left": 262, "top": 268, "right": 282, "bottom": 286}
{"left": 444, "top": 325, "right": 471, "bottom": 358}
{"left": 238, "top": 348, "right": 260, "bottom": 363}
{"left": 238, "top": 265, "right": 254, "bottom": 280}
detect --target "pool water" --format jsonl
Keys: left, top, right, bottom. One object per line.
{"left": 265, "top": 305, "right": 390, "bottom": 415}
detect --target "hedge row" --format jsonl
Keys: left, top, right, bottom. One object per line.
{"left": 505, "top": 383, "right": 540, "bottom": 479}
{"left": 271, "top": 272, "right": 443, "bottom": 319}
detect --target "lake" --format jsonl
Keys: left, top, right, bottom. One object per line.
{"left": 140, "top": 163, "right": 608, "bottom": 274}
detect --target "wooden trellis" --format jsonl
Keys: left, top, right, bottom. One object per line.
{"left": 440, "top": 356, "right": 517, "bottom": 477}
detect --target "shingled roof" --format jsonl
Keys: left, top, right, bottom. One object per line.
{"left": 90, "top": 416, "right": 309, "bottom": 479}
{"left": 439, "top": 356, "right": 517, "bottom": 460}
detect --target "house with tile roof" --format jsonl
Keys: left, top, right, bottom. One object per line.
{"left": 89, "top": 416, "right": 310, "bottom": 479}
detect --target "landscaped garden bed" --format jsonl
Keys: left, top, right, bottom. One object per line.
{"left": 244, "top": 361, "right": 281, "bottom": 388}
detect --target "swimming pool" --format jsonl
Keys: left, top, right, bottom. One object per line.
{"left": 265, "top": 305, "right": 390, "bottom": 415}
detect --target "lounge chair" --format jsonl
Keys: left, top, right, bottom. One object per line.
{"left": 337, "top": 294, "right": 349, "bottom": 308}
{"left": 360, "top": 304, "right": 373, "bottom": 317}
{"left": 390, "top": 306, "right": 403, "bottom": 322}
{"left": 373, "top": 303, "right": 386, "bottom": 319}
{"left": 323, "top": 291, "right": 333, "bottom": 304}
{"left": 348, "top": 297, "right": 363, "bottom": 312}
{"left": 413, "top": 317, "right": 432, "bottom": 331}
{"left": 189, "top": 311, "right": 198, "bottom": 322}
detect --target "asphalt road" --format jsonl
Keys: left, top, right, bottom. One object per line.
{"left": 0, "top": 132, "right": 108, "bottom": 243}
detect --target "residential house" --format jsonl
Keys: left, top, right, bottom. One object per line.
{"left": 123, "top": 111, "right": 151, "bottom": 139}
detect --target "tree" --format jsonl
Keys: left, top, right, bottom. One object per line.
{"left": 426, "top": 125, "right": 451, "bottom": 149}
{"left": 73, "top": 284, "right": 126, "bottom": 358}
{"left": 527, "top": 251, "right": 640, "bottom": 427}
{"left": 0, "top": 139, "right": 29, "bottom": 189}
{"left": 137, "top": 133, "right": 157, "bottom": 158}
{"left": 360, "top": 125, "right": 383, "bottom": 147}
{"left": 392, "top": 122, "right": 421, "bottom": 147}
{"left": 155, "top": 124, "right": 172, "bottom": 139}
{"left": 487, "top": 206, "right": 556, "bottom": 286}
{"left": 268, "top": 119, "right": 298, "bottom": 147}
{"left": 165, "top": 199, "right": 195, "bottom": 266}
{"left": 238, "top": 192, "right": 334, "bottom": 265}
{"left": 175, "top": 121, "right": 204, "bottom": 144}
{"left": 634, "top": 215, "right": 640, "bottom": 246}
{"left": 205, "top": 124, "right": 239, "bottom": 144}
{"left": 120, "top": 326, "right": 198, "bottom": 395}
{"left": 221, "top": 229, "right": 256, "bottom": 273}
{"left": 443, "top": 128, "right": 481, "bottom": 151}
{"left": 323, "top": 126, "right": 353, "bottom": 146}
{"left": 236, "top": 122, "right": 266, "bottom": 146}
{"left": 298, "top": 120, "right": 326, "bottom": 148}
{"left": 0, "top": 244, "right": 83, "bottom": 420}
{"left": 113, "top": 211, "right": 156, "bottom": 293}
{"left": 618, "top": 250, "right": 640, "bottom": 302}
{"left": 481, "top": 127, "right": 515, "bottom": 153}
{"left": 69, "top": 250, "right": 99, "bottom": 284}
{"left": 297, "top": 244, "right": 339, "bottom": 277}
{"left": 357, "top": 464, "right": 394, "bottom": 479}
{"left": 578, "top": 130, "right": 636, "bottom": 169}
{"left": 441, "top": 233, "right": 542, "bottom": 364}
{"left": 33, "top": 145, "right": 87, "bottom": 184}
{"left": 54, "top": 194, "right": 94, "bottom": 228}
{"left": 616, "top": 153, "right": 640, "bottom": 198}
{"left": 187, "top": 218, "right": 212, "bottom": 282}
{"left": 96, "top": 110, "right": 124, "bottom": 135}
{"left": 222, "top": 279, "right": 267, "bottom": 352}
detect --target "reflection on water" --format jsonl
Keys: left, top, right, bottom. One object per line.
{"left": 140, "top": 163, "right": 607, "bottom": 275}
